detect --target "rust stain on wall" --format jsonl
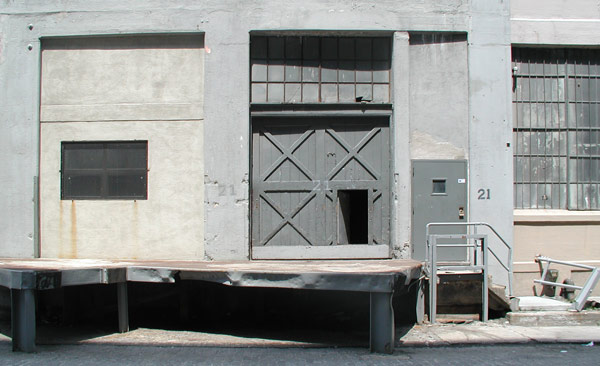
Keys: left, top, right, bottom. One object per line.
{"left": 131, "top": 201, "right": 139, "bottom": 259}
{"left": 59, "top": 201, "right": 64, "bottom": 258}
{"left": 70, "top": 200, "right": 77, "bottom": 258}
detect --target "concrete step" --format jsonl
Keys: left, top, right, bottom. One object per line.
{"left": 513, "top": 296, "right": 572, "bottom": 312}
{"left": 432, "top": 273, "right": 511, "bottom": 315}
{"left": 507, "top": 310, "right": 600, "bottom": 326}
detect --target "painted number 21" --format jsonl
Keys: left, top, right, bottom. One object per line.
{"left": 477, "top": 188, "right": 491, "bottom": 200}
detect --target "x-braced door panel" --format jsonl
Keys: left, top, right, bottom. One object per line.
{"left": 251, "top": 117, "right": 390, "bottom": 259}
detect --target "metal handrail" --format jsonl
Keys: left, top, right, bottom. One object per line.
{"left": 425, "top": 222, "right": 513, "bottom": 296}
{"left": 427, "top": 234, "right": 489, "bottom": 323}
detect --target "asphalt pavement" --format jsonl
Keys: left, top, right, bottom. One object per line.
{"left": 0, "top": 341, "right": 599, "bottom": 366}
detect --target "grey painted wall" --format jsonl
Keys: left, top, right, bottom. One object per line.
{"left": 469, "top": 1, "right": 513, "bottom": 288}
{"left": 0, "top": 1, "right": 512, "bottom": 268}
{"left": 409, "top": 33, "right": 469, "bottom": 161}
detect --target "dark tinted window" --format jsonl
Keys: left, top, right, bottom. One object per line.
{"left": 62, "top": 141, "right": 147, "bottom": 199}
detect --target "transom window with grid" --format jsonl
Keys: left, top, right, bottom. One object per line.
{"left": 250, "top": 36, "right": 391, "bottom": 104}
{"left": 513, "top": 48, "right": 600, "bottom": 210}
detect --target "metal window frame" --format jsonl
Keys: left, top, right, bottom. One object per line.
{"left": 513, "top": 47, "right": 600, "bottom": 210}
{"left": 250, "top": 35, "right": 392, "bottom": 104}
{"left": 61, "top": 140, "right": 148, "bottom": 200}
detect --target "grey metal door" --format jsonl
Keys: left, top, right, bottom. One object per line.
{"left": 411, "top": 160, "right": 467, "bottom": 261}
{"left": 251, "top": 116, "right": 390, "bottom": 259}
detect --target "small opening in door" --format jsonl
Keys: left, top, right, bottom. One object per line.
{"left": 432, "top": 179, "right": 446, "bottom": 194}
{"left": 338, "top": 190, "right": 368, "bottom": 244}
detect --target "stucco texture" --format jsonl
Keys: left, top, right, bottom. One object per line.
{"left": 39, "top": 35, "right": 204, "bottom": 260}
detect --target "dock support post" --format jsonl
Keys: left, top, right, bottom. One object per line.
{"left": 117, "top": 282, "right": 129, "bottom": 333}
{"left": 416, "top": 279, "right": 426, "bottom": 324}
{"left": 370, "top": 291, "right": 394, "bottom": 354}
{"left": 11, "top": 288, "right": 36, "bottom": 352}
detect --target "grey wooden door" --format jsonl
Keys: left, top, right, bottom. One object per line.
{"left": 411, "top": 160, "right": 468, "bottom": 262}
{"left": 251, "top": 116, "right": 390, "bottom": 259}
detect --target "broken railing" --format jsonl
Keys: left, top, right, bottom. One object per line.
{"left": 534, "top": 256, "right": 600, "bottom": 311}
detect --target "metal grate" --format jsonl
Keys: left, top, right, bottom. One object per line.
{"left": 250, "top": 36, "right": 391, "bottom": 104}
{"left": 513, "top": 48, "right": 600, "bottom": 210}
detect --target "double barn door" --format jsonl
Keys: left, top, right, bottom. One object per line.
{"left": 251, "top": 116, "right": 390, "bottom": 259}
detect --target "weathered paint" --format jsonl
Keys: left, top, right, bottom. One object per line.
{"left": 469, "top": 1, "right": 513, "bottom": 289}
{"left": 38, "top": 35, "right": 204, "bottom": 260}
{"left": 0, "top": 1, "right": 514, "bottom": 268}
{"left": 409, "top": 33, "right": 469, "bottom": 160}
{"left": 513, "top": 210, "right": 600, "bottom": 296}
{"left": 40, "top": 121, "right": 204, "bottom": 260}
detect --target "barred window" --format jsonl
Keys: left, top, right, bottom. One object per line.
{"left": 250, "top": 36, "right": 391, "bottom": 104}
{"left": 513, "top": 48, "right": 600, "bottom": 210}
{"left": 61, "top": 141, "right": 148, "bottom": 200}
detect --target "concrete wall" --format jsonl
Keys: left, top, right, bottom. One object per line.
{"left": 469, "top": 1, "right": 513, "bottom": 289}
{"left": 1, "top": 0, "right": 477, "bottom": 260}
{"left": 39, "top": 35, "right": 204, "bottom": 260}
{"left": 409, "top": 33, "right": 469, "bottom": 160}
{"left": 512, "top": 0, "right": 600, "bottom": 45}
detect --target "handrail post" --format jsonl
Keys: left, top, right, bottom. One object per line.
{"left": 429, "top": 235, "right": 438, "bottom": 324}
{"left": 481, "top": 236, "right": 489, "bottom": 321}
{"left": 425, "top": 222, "right": 513, "bottom": 297}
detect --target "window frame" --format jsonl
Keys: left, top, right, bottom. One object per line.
{"left": 61, "top": 141, "right": 148, "bottom": 200}
{"left": 513, "top": 47, "right": 600, "bottom": 210}
{"left": 250, "top": 35, "right": 392, "bottom": 104}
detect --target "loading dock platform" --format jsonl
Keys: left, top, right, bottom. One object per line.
{"left": 0, "top": 259, "right": 422, "bottom": 353}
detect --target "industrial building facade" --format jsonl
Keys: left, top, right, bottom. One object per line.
{"left": 0, "top": 0, "right": 598, "bottom": 297}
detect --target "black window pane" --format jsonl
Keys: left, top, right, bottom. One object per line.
{"left": 338, "top": 38, "right": 355, "bottom": 60}
{"left": 106, "top": 143, "right": 147, "bottom": 169}
{"left": 63, "top": 174, "right": 103, "bottom": 198}
{"left": 373, "top": 38, "right": 390, "bottom": 60}
{"left": 63, "top": 143, "right": 104, "bottom": 169}
{"left": 303, "top": 37, "right": 320, "bottom": 60}
{"left": 433, "top": 180, "right": 446, "bottom": 194}
{"left": 62, "top": 141, "right": 147, "bottom": 199}
{"left": 107, "top": 173, "right": 146, "bottom": 198}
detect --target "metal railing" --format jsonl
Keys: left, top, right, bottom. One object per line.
{"left": 427, "top": 233, "right": 489, "bottom": 323}
{"left": 425, "top": 222, "right": 513, "bottom": 296}
{"left": 534, "top": 256, "right": 600, "bottom": 312}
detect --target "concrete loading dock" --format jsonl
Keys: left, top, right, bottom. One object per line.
{"left": 0, "top": 258, "right": 422, "bottom": 353}
{"left": 8, "top": 0, "right": 600, "bottom": 357}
